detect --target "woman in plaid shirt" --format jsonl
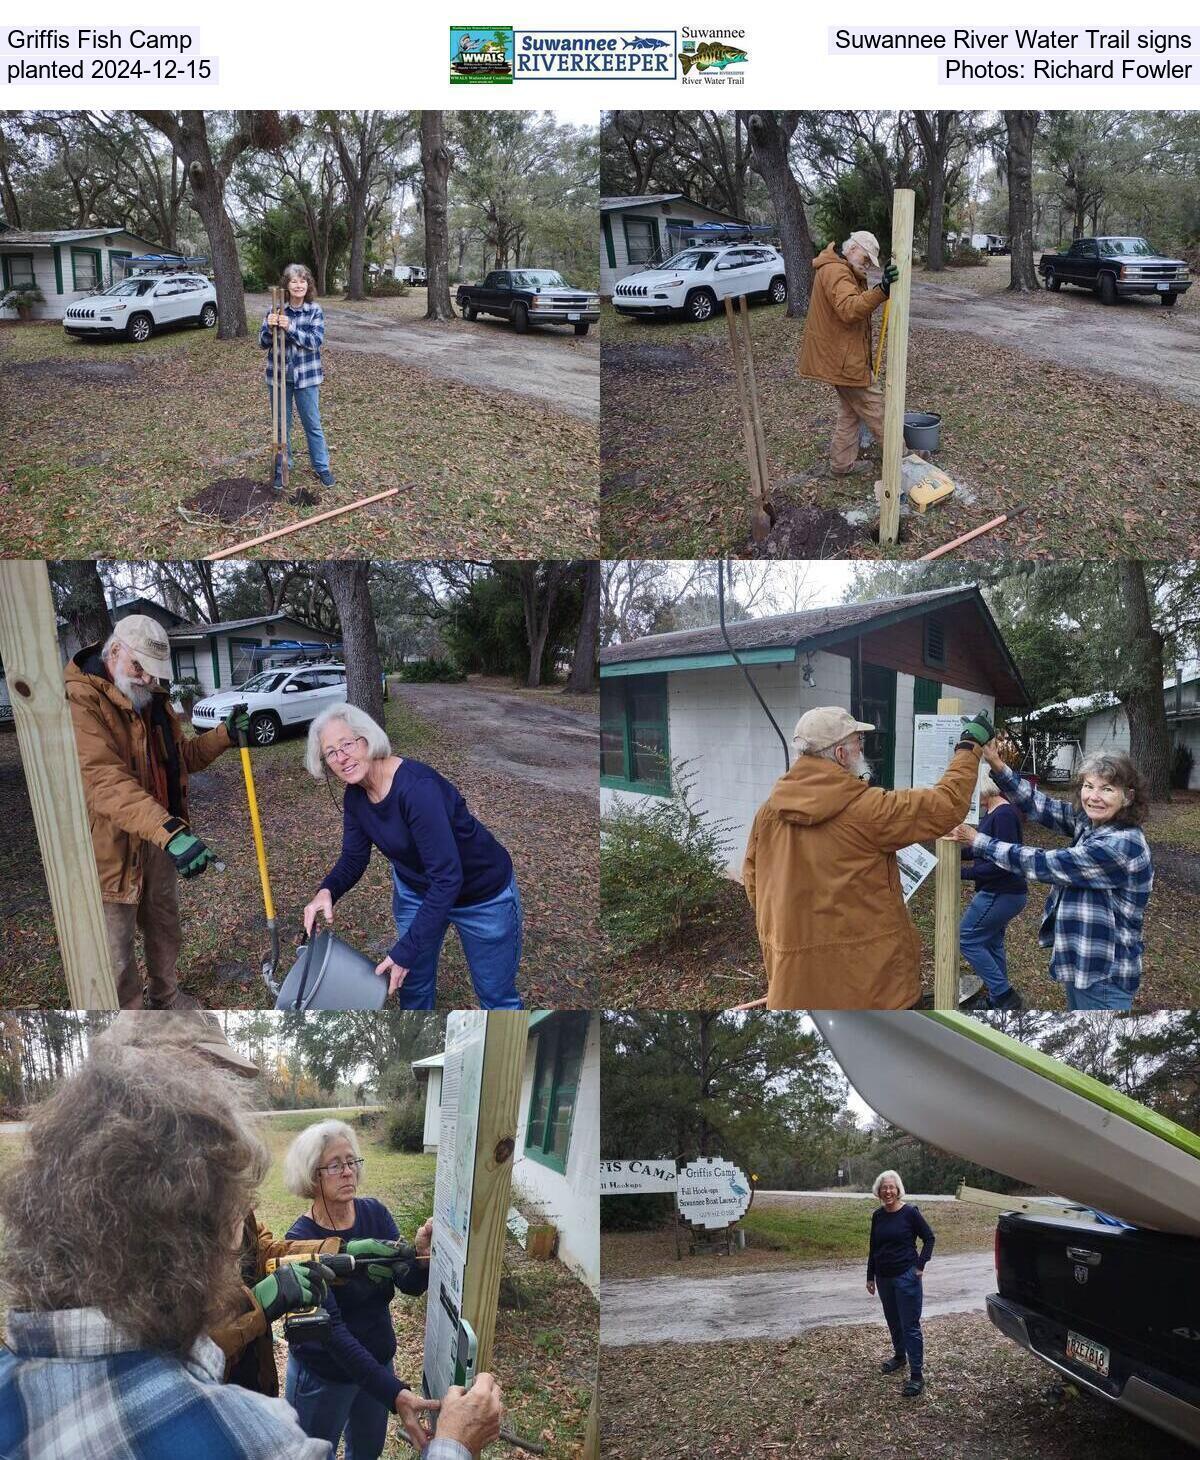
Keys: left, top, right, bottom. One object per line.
{"left": 949, "top": 742, "right": 1153, "bottom": 1010}
{"left": 260, "top": 262, "right": 334, "bottom": 487}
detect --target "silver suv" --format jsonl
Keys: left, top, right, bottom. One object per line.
{"left": 64, "top": 271, "right": 217, "bottom": 343}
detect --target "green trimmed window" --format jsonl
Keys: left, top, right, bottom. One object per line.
{"left": 622, "top": 215, "right": 658, "bottom": 265}
{"left": 600, "top": 674, "right": 670, "bottom": 794}
{"left": 229, "top": 637, "right": 261, "bottom": 685}
{"left": 3, "top": 254, "right": 35, "bottom": 290}
{"left": 525, "top": 1012, "right": 588, "bottom": 1173}
{"left": 71, "top": 247, "right": 102, "bottom": 291}
{"left": 173, "top": 646, "right": 197, "bottom": 681}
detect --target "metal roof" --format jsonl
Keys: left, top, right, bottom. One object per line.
{"left": 0, "top": 227, "right": 156, "bottom": 246}
{"left": 168, "top": 612, "right": 336, "bottom": 641}
{"left": 600, "top": 193, "right": 748, "bottom": 224}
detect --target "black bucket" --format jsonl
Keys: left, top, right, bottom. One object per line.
{"left": 904, "top": 410, "right": 941, "bottom": 452}
{"left": 274, "top": 927, "right": 387, "bottom": 1010}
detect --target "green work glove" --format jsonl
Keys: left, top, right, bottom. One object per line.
{"left": 165, "top": 828, "right": 214, "bottom": 879}
{"left": 345, "top": 1238, "right": 404, "bottom": 1285}
{"left": 880, "top": 263, "right": 900, "bottom": 297}
{"left": 223, "top": 706, "right": 250, "bottom": 740}
{"left": 253, "top": 1261, "right": 332, "bottom": 1323}
{"left": 957, "top": 710, "right": 995, "bottom": 750}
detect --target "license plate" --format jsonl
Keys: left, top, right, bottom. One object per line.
{"left": 1157, "top": 282, "right": 1170, "bottom": 292}
{"left": 1066, "top": 1331, "right": 1110, "bottom": 1377}
{"left": 567, "top": 312, "right": 580, "bottom": 321}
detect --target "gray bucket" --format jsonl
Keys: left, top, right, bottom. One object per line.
{"left": 274, "top": 927, "right": 387, "bottom": 1010}
{"left": 904, "top": 410, "right": 941, "bottom": 452}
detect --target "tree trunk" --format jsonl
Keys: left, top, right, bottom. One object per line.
{"left": 1117, "top": 561, "right": 1172, "bottom": 801}
{"left": 421, "top": 111, "right": 455, "bottom": 321}
{"left": 322, "top": 563, "right": 386, "bottom": 729}
{"left": 741, "top": 111, "right": 813, "bottom": 318}
{"left": 1003, "top": 111, "right": 1041, "bottom": 293}
{"left": 566, "top": 561, "right": 600, "bottom": 694}
{"left": 926, "top": 174, "right": 946, "bottom": 271}
{"left": 52, "top": 561, "right": 112, "bottom": 650}
{"left": 346, "top": 182, "right": 369, "bottom": 299}
{"left": 913, "top": 111, "right": 955, "bottom": 273}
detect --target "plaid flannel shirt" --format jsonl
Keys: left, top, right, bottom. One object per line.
{"left": 970, "top": 765, "right": 1152, "bottom": 993}
{"left": 0, "top": 1308, "right": 331, "bottom": 1459}
{"left": 260, "top": 301, "right": 325, "bottom": 389}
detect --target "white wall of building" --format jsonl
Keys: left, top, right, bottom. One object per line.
{"left": 512, "top": 1016, "right": 600, "bottom": 1293}
{"left": 1083, "top": 705, "right": 1131, "bottom": 756}
{"left": 421, "top": 1068, "right": 442, "bottom": 1153}
{"left": 601, "top": 657, "right": 995, "bottom": 875}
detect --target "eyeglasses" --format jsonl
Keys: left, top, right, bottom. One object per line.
{"left": 317, "top": 1157, "right": 365, "bottom": 1177}
{"left": 322, "top": 736, "right": 367, "bottom": 765}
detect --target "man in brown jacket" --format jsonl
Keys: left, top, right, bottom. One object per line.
{"left": 797, "top": 231, "right": 899, "bottom": 477}
{"left": 66, "top": 614, "right": 244, "bottom": 1008}
{"left": 744, "top": 705, "right": 992, "bottom": 1009}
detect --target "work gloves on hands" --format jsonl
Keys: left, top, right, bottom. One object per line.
{"left": 253, "top": 1260, "right": 333, "bottom": 1323}
{"left": 223, "top": 706, "right": 250, "bottom": 741}
{"left": 879, "top": 263, "right": 900, "bottom": 297}
{"left": 344, "top": 1237, "right": 417, "bottom": 1286}
{"left": 957, "top": 710, "right": 996, "bottom": 751}
{"left": 165, "top": 827, "right": 214, "bottom": 879}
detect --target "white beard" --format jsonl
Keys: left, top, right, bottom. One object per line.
{"left": 113, "top": 669, "right": 153, "bottom": 712}
{"left": 846, "top": 752, "right": 873, "bottom": 781}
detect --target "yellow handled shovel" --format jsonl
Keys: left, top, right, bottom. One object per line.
{"left": 233, "top": 704, "right": 280, "bottom": 994}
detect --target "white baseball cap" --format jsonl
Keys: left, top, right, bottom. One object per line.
{"left": 793, "top": 706, "right": 875, "bottom": 752}
{"left": 110, "top": 613, "right": 173, "bottom": 682}
{"left": 847, "top": 230, "right": 882, "bottom": 269}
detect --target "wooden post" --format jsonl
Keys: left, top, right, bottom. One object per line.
{"left": 723, "top": 297, "right": 771, "bottom": 546}
{"left": 0, "top": 561, "right": 118, "bottom": 1008}
{"left": 933, "top": 695, "right": 962, "bottom": 1010}
{"left": 737, "top": 295, "right": 771, "bottom": 505}
{"left": 459, "top": 1010, "right": 528, "bottom": 1376}
{"left": 879, "top": 187, "right": 915, "bottom": 547}
{"left": 583, "top": 1378, "right": 599, "bottom": 1460}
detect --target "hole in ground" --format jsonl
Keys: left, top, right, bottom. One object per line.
{"left": 183, "top": 478, "right": 278, "bottom": 522}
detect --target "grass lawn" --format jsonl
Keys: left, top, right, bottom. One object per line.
{"left": 0, "top": 321, "right": 597, "bottom": 558}
{"left": 602, "top": 1196, "right": 999, "bottom": 1281}
{"left": 0, "top": 691, "right": 598, "bottom": 1008}
{"left": 0, "top": 1113, "right": 597, "bottom": 1460}
{"left": 598, "top": 296, "right": 1200, "bottom": 561}
{"left": 600, "top": 1310, "right": 1192, "bottom": 1459}
{"left": 600, "top": 809, "right": 1200, "bottom": 1009}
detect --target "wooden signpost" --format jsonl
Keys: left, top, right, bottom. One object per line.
{"left": 933, "top": 696, "right": 964, "bottom": 1010}
{"left": 878, "top": 187, "right": 915, "bottom": 547}
{"left": 0, "top": 561, "right": 118, "bottom": 1008}
{"left": 423, "top": 1011, "right": 527, "bottom": 1401}
{"left": 724, "top": 295, "right": 773, "bottom": 546}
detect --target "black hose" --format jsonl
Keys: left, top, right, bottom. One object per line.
{"left": 717, "top": 561, "right": 790, "bottom": 773}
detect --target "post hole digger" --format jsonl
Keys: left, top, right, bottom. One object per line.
{"left": 229, "top": 703, "right": 385, "bottom": 1011}
{"left": 269, "top": 284, "right": 290, "bottom": 494}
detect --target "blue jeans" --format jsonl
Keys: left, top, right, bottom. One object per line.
{"left": 877, "top": 1267, "right": 924, "bottom": 1378}
{"left": 391, "top": 871, "right": 523, "bottom": 1010}
{"left": 959, "top": 890, "right": 1027, "bottom": 1002}
{"left": 1065, "top": 979, "right": 1134, "bottom": 1011}
{"left": 285, "top": 1353, "right": 389, "bottom": 1460}
{"left": 268, "top": 382, "right": 330, "bottom": 474}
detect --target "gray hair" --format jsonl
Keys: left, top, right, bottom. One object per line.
{"left": 794, "top": 732, "right": 856, "bottom": 760}
{"left": 283, "top": 1118, "right": 362, "bottom": 1198}
{"left": 872, "top": 1168, "right": 906, "bottom": 1200}
{"left": 305, "top": 702, "right": 391, "bottom": 778}
{"left": 981, "top": 773, "right": 1007, "bottom": 799}
{"left": 0, "top": 1045, "right": 268, "bottom": 1357}
{"left": 100, "top": 632, "right": 121, "bottom": 663}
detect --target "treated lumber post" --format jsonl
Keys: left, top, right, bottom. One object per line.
{"left": 933, "top": 695, "right": 963, "bottom": 1010}
{"left": 879, "top": 187, "right": 915, "bottom": 547}
{"left": 0, "top": 561, "right": 118, "bottom": 1008}
{"left": 723, "top": 297, "right": 770, "bottom": 545}
{"left": 583, "top": 1378, "right": 599, "bottom": 1460}
{"left": 460, "top": 1010, "right": 528, "bottom": 1375}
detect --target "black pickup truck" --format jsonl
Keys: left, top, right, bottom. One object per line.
{"left": 987, "top": 1211, "right": 1200, "bottom": 1447}
{"left": 456, "top": 269, "right": 600, "bottom": 335}
{"left": 1038, "top": 236, "right": 1192, "bottom": 306}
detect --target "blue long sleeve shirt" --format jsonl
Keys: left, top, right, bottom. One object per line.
{"left": 961, "top": 802, "right": 1026, "bottom": 895}
{"left": 285, "top": 1197, "right": 429, "bottom": 1411}
{"left": 320, "top": 759, "right": 513, "bottom": 970}
{"left": 867, "top": 1203, "right": 935, "bottom": 1282}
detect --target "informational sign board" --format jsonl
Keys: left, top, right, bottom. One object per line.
{"left": 676, "top": 1157, "right": 753, "bottom": 1230}
{"left": 912, "top": 713, "right": 981, "bottom": 824}
{"left": 423, "top": 1010, "right": 487, "bottom": 1399}
{"left": 599, "top": 1158, "right": 679, "bottom": 1195}
{"left": 896, "top": 842, "right": 938, "bottom": 902}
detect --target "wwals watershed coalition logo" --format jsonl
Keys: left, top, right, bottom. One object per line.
{"left": 449, "top": 27, "right": 514, "bottom": 84}
{"left": 511, "top": 30, "right": 678, "bottom": 78}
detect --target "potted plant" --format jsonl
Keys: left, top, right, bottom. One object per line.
{"left": 171, "top": 676, "right": 203, "bottom": 715}
{"left": 1, "top": 284, "right": 45, "bottom": 322}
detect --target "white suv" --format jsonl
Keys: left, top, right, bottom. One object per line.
{"left": 613, "top": 244, "right": 787, "bottom": 323}
{"left": 64, "top": 272, "right": 217, "bottom": 343}
{"left": 190, "top": 664, "right": 347, "bottom": 747}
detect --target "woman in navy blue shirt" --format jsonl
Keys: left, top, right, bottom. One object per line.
{"left": 302, "top": 703, "right": 523, "bottom": 1009}
{"left": 959, "top": 774, "right": 1027, "bottom": 1010}
{"left": 282, "top": 1119, "right": 438, "bottom": 1457}
{"left": 866, "top": 1169, "right": 934, "bottom": 1398}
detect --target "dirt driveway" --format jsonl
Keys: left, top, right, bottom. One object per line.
{"left": 247, "top": 293, "right": 600, "bottom": 421}
{"left": 600, "top": 1250, "right": 995, "bottom": 1347}
{"left": 910, "top": 278, "right": 1200, "bottom": 405}
{"left": 391, "top": 681, "right": 598, "bottom": 798}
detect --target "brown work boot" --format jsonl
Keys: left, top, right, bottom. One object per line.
{"left": 830, "top": 460, "right": 874, "bottom": 479}
{"left": 145, "top": 989, "right": 204, "bottom": 1011}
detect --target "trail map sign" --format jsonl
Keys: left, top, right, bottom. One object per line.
{"left": 912, "top": 713, "right": 982, "bottom": 823}
{"left": 423, "top": 1011, "right": 487, "bottom": 1399}
{"left": 600, "top": 1159, "right": 678, "bottom": 1195}
{"left": 676, "top": 1157, "right": 753, "bottom": 1230}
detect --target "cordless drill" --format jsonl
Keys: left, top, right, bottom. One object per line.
{"left": 264, "top": 1252, "right": 357, "bottom": 1341}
